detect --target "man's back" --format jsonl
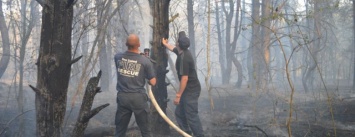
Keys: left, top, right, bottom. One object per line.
{"left": 114, "top": 51, "right": 155, "bottom": 93}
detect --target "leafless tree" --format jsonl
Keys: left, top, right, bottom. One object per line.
{"left": 0, "top": 0, "right": 11, "bottom": 79}
{"left": 148, "top": 0, "right": 171, "bottom": 135}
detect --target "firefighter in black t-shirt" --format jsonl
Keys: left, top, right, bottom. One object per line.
{"left": 162, "top": 31, "right": 204, "bottom": 137}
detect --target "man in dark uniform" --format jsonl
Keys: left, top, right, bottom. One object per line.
{"left": 162, "top": 31, "right": 204, "bottom": 137}
{"left": 114, "top": 34, "right": 156, "bottom": 137}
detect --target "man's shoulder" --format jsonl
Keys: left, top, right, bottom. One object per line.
{"left": 114, "top": 52, "right": 125, "bottom": 57}
{"left": 183, "top": 50, "right": 194, "bottom": 61}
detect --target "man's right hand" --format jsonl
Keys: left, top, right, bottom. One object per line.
{"left": 161, "top": 38, "right": 175, "bottom": 51}
{"left": 162, "top": 38, "right": 168, "bottom": 46}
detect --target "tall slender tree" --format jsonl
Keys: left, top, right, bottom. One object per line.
{"left": 18, "top": 0, "right": 38, "bottom": 135}
{"left": 353, "top": 0, "right": 355, "bottom": 90}
{"left": 0, "top": 0, "right": 11, "bottom": 79}
{"left": 249, "top": 0, "right": 261, "bottom": 89}
{"left": 260, "top": 0, "right": 271, "bottom": 86}
{"left": 97, "top": 0, "right": 110, "bottom": 91}
{"left": 302, "top": 0, "right": 322, "bottom": 93}
{"left": 187, "top": 0, "right": 196, "bottom": 60}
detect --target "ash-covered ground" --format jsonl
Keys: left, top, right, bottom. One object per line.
{"left": 1, "top": 81, "right": 355, "bottom": 137}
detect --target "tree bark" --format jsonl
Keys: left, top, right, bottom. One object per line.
{"left": 260, "top": 0, "right": 271, "bottom": 87}
{"left": 250, "top": 0, "right": 261, "bottom": 89}
{"left": 71, "top": 71, "right": 110, "bottom": 137}
{"left": 97, "top": 0, "right": 110, "bottom": 91}
{"left": 231, "top": 0, "right": 242, "bottom": 88}
{"left": 215, "top": 0, "right": 226, "bottom": 84}
{"left": 232, "top": 56, "right": 243, "bottom": 88}
{"left": 0, "top": 0, "right": 11, "bottom": 79}
{"left": 149, "top": 0, "right": 171, "bottom": 135}
{"left": 187, "top": 0, "right": 196, "bottom": 60}
{"left": 32, "top": 0, "right": 74, "bottom": 136}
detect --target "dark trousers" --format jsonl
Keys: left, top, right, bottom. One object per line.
{"left": 115, "top": 92, "right": 151, "bottom": 137}
{"left": 175, "top": 90, "right": 204, "bottom": 137}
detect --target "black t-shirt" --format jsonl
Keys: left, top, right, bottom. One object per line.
{"left": 173, "top": 48, "right": 201, "bottom": 92}
{"left": 114, "top": 51, "right": 156, "bottom": 93}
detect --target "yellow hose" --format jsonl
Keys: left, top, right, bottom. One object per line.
{"left": 147, "top": 85, "right": 192, "bottom": 137}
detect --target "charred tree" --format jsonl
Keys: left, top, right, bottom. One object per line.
{"left": 148, "top": 0, "right": 171, "bottom": 135}
{"left": 31, "top": 0, "right": 74, "bottom": 136}
{"left": 0, "top": 0, "right": 10, "bottom": 79}
{"left": 71, "top": 71, "right": 109, "bottom": 137}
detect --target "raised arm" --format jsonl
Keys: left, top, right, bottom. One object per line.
{"left": 162, "top": 38, "right": 175, "bottom": 51}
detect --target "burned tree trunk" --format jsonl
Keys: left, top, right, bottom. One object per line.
{"left": 149, "top": 0, "right": 171, "bottom": 135}
{"left": 30, "top": 0, "right": 74, "bottom": 136}
{"left": 0, "top": 1, "right": 10, "bottom": 79}
{"left": 71, "top": 71, "right": 109, "bottom": 137}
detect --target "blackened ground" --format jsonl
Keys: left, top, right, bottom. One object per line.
{"left": 1, "top": 82, "right": 355, "bottom": 137}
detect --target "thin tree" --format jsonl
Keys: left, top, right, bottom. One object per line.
{"left": 187, "top": 0, "right": 196, "bottom": 60}
{"left": 97, "top": 0, "right": 111, "bottom": 91}
{"left": 249, "top": 0, "right": 260, "bottom": 89}
{"left": 260, "top": 0, "right": 271, "bottom": 86}
{"left": 206, "top": 0, "right": 213, "bottom": 111}
{"left": 215, "top": 0, "right": 243, "bottom": 86}
{"left": 0, "top": 0, "right": 11, "bottom": 79}
{"left": 353, "top": 0, "right": 355, "bottom": 90}
{"left": 18, "top": 0, "right": 38, "bottom": 135}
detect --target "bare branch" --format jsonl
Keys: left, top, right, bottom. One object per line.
{"left": 70, "top": 55, "right": 83, "bottom": 65}
{"left": 29, "top": 85, "right": 50, "bottom": 100}
{"left": 169, "top": 13, "right": 179, "bottom": 23}
{"left": 95, "top": 87, "right": 101, "bottom": 93}
{"left": 97, "top": 70, "right": 102, "bottom": 79}
{"left": 83, "top": 103, "right": 110, "bottom": 122}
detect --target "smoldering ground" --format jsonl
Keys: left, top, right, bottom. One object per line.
{"left": 1, "top": 80, "right": 355, "bottom": 137}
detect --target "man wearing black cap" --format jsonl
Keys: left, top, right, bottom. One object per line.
{"left": 162, "top": 31, "right": 204, "bottom": 137}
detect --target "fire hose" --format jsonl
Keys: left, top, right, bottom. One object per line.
{"left": 147, "top": 85, "right": 192, "bottom": 137}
